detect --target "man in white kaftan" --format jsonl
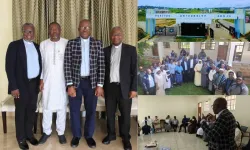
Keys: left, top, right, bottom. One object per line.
{"left": 194, "top": 60, "right": 203, "bottom": 86}
{"left": 38, "top": 22, "right": 68, "bottom": 144}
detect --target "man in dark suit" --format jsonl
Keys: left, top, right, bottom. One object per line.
{"left": 5, "top": 23, "right": 41, "bottom": 150}
{"left": 201, "top": 97, "right": 237, "bottom": 150}
{"left": 64, "top": 19, "right": 105, "bottom": 148}
{"left": 187, "top": 55, "right": 197, "bottom": 82}
{"left": 143, "top": 69, "right": 156, "bottom": 95}
{"left": 102, "top": 27, "right": 137, "bottom": 150}
{"left": 181, "top": 57, "right": 189, "bottom": 83}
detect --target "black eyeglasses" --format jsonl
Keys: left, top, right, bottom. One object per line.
{"left": 23, "top": 30, "right": 34, "bottom": 34}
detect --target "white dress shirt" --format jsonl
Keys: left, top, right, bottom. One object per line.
{"left": 110, "top": 43, "right": 122, "bottom": 83}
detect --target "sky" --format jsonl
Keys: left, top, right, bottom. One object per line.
{"left": 138, "top": 0, "right": 250, "bottom": 8}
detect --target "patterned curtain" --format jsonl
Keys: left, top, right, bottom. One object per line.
{"left": 12, "top": 0, "right": 137, "bottom": 47}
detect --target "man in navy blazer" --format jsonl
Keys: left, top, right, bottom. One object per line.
{"left": 64, "top": 19, "right": 105, "bottom": 148}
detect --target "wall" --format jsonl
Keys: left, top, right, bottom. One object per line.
{"left": 202, "top": 42, "right": 219, "bottom": 61}
{"left": 241, "top": 42, "right": 250, "bottom": 64}
{"left": 232, "top": 96, "right": 250, "bottom": 129}
{"left": 138, "top": 96, "right": 197, "bottom": 123}
{"left": 155, "top": 42, "right": 219, "bottom": 60}
{"left": 197, "top": 95, "right": 250, "bottom": 129}
{"left": 197, "top": 95, "right": 224, "bottom": 116}
{"left": 245, "top": 24, "right": 250, "bottom": 34}
{"left": 0, "top": 0, "right": 12, "bottom": 104}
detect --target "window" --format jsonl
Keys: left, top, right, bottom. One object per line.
{"left": 233, "top": 42, "right": 244, "bottom": 62}
{"left": 201, "top": 42, "right": 216, "bottom": 50}
{"left": 179, "top": 42, "right": 190, "bottom": 49}
{"left": 204, "top": 101, "right": 210, "bottom": 111}
{"left": 219, "top": 42, "right": 229, "bottom": 45}
{"left": 152, "top": 43, "right": 159, "bottom": 56}
{"left": 163, "top": 42, "right": 170, "bottom": 48}
{"left": 226, "top": 95, "right": 236, "bottom": 111}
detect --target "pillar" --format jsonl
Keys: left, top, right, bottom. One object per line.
{"left": 157, "top": 42, "right": 164, "bottom": 62}
{"left": 190, "top": 42, "right": 195, "bottom": 55}
{"left": 228, "top": 42, "right": 236, "bottom": 65}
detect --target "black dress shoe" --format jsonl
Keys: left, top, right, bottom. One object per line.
{"left": 86, "top": 138, "right": 96, "bottom": 148}
{"left": 27, "top": 137, "right": 39, "bottom": 146}
{"left": 58, "top": 135, "right": 67, "bottom": 144}
{"left": 123, "top": 140, "right": 132, "bottom": 150}
{"left": 38, "top": 133, "right": 51, "bottom": 144}
{"left": 102, "top": 136, "right": 116, "bottom": 145}
{"left": 71, "top": 137, "right": 80, "bottom": 148}
{"left": 18, "top": 140, "right": 29, "bottom": 150}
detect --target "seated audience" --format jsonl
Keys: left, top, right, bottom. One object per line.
{"left": 165, "top": 115, "right": 172, "bottom": 132}
{"left": 142, "top": 121, "right": 151, "bottom": 135}
{"left": 188, "top": 116, "right": 197, "bottom": 134}
{"left": 235, "top": 121, "right": 242, "bottom": 148}
{"left": 153, "top": 116, "right": 161, "bottom": 132}
{"left": 172, "top": 116, "right": 179, "bottom": 132}
{"left": 179, "top": 115, "right": 189, "bottom": 133}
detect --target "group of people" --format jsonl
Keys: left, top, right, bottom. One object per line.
{"left": 138, "top": 49, "right": 249, "bottom": 95}
{"left": 138, "top": 98, "right": 247, "bottom": 150}
{"left": 138, "top": 115, "right": 198, "bottom": 135}
{"left": 5, "top": 20, "right": 137, "bottom": 150}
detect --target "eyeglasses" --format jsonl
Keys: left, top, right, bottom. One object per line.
{"left": 23, "top": 30, "right": 34, "bottom": 34}
{"left": 80, "top": 26, "right": 91, "bottom": 31}
{"left": 112, "top": 33, "right": 122, "bottom": 37}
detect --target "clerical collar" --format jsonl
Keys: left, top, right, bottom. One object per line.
{"left": 80, "top": 36, "right": 90, "bottom": 42}
{"left": 23, "top": 39, "right": 33, "bottom": 44}
{"left": 112, "top": 43, "right": 122, "bottom": 49}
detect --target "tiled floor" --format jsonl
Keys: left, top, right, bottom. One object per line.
{"left": 0, "top": 116, "right": 137, "bottom": 150}
{"left": 138, "top": 131, "right": 208, "bottom": 150}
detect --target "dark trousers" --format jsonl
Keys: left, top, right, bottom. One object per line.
{"left": 183, "top": 70, "right": 189, "bottom": 83}
{"left": 172, "top": 124, "right": 178, "bottom": 132}
{"left": 189, "top": 69, "right": 195, "bottom": 82}
{"left": 148, "top": 86, "right": 156, "bottom": 95}
{"left": 68, "top": 78, "right": 97, "bottom": 138}
{"left": 105, "top": 83, "right": 132, "bottom": 142}
{"left": 171, "top": 74, "right": 175, "bottom": 85}
{"left": 179, "top": 123, "right": 187, "bottom": 133}
{"left": 14, "top": 79, "right": 38, "bottom": 142}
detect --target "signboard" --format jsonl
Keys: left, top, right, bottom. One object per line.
{"left": 146, "top": 13, "right": 244, "bottom": 19}
{"left": 146, "top": 9, "right": 244, "bottom": 19}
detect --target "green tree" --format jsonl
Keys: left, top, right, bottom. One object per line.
{"left": 138, "top": 42, "right": 151, "bottom": 67}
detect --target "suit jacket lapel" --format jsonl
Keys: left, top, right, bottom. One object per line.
{"left": 20, "top": 39, "right": 28, "bottom": 77}
{"left": 120, "top": 43, "right": 125, "bottom": 74}
{"left": 76, "top": 37, "right": 82, "bottom": 62}
{"left": 107, "top": 45, "right": 112, "bottom": 67}
{"left": 89, "top": 37, "right": 94, "bottom": 64}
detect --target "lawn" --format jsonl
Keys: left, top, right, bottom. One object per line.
{"left": 175, "top": 36, "right": 207, "bottom": 42}
{"left": 138, "top": 83, "right": 250, "bottom": 95}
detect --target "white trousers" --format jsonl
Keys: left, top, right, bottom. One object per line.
{"left": 42, "top": 109, "right": 67, "bottom": 136}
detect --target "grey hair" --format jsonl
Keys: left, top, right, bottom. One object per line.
{"left": 111, "top": 26, "right": 123, "bottom": 33}
{"left": 22, "top": 23, "right": 35, "bottom": 31}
